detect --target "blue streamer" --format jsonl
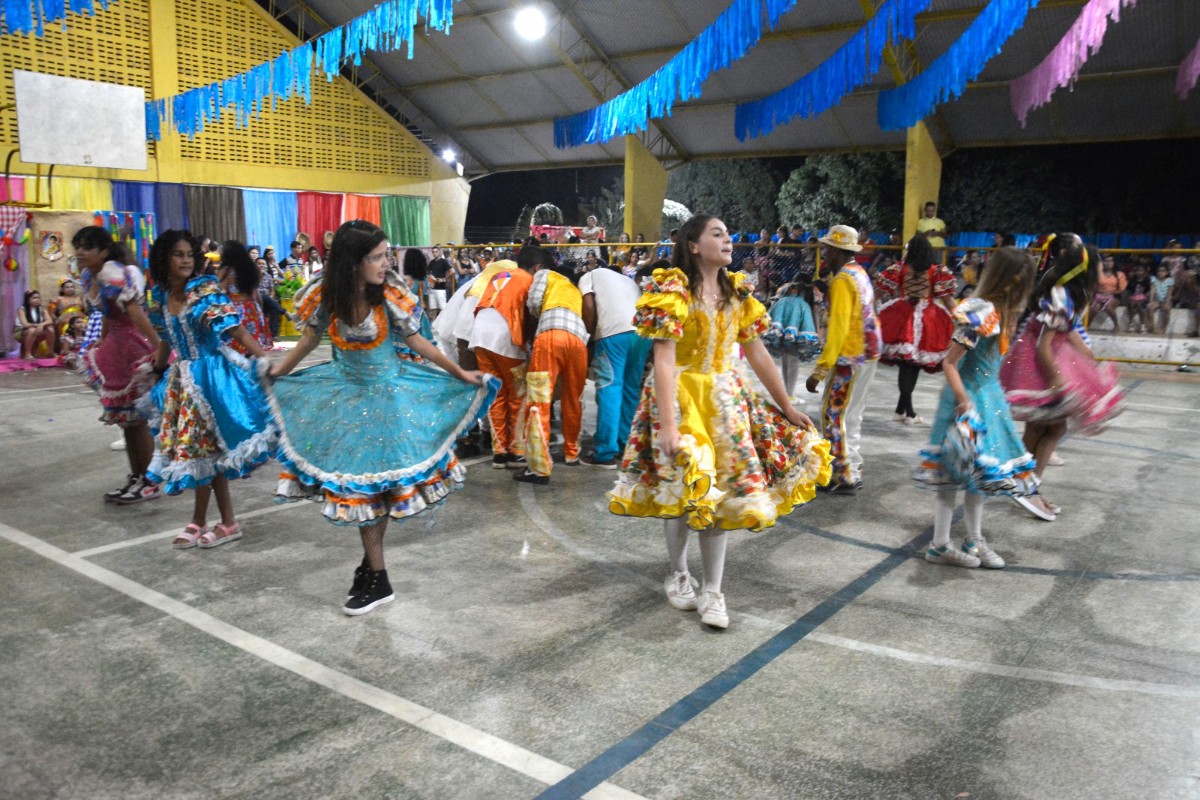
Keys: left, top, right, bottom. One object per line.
{"left": 556, "top": 0, "right": 787, "bottom": 149}
{"left": 2, "top": 0, "right": 34, "bottom": 36}
{"left": 2, "top": 0, "right": 107, "bottom": 35}
{"left": 877, "top": 0, "right": 1040, "bottom": 130}
{"left": 734, "top": 0, "right": 932, "bottom": 141}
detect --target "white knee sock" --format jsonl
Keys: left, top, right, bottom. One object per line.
{"left": 964, "top": 492, "right": 985, "bottom": 541}
{"left": 698, "top": 529, "right": 728, "bottom": 594}
{"left": 664, "top": 518, "right": 690, "bottom": 574}
{"left": 933, "top": 487, "right": 957, "bottom": 548}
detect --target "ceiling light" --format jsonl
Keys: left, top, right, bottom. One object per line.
{"left": 514, "top": 7, "right": 546, "bottom": 41}
{"left": 441, "top": 148, "right": 456, "bottom": 162}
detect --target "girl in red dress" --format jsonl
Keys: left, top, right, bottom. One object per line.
{"left": 875, "top": 236, "right": 956, "bottom": 424}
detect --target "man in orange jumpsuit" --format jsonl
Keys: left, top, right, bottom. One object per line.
{"left": 513, "top": 249, "right": 589, "bottom": 485}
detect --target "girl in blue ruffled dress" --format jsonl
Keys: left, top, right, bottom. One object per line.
{"left": 144, "top": 231, "right": 278, "bottom": 549}
{"left": 914, "top": 247, "right": 1038, "bottom": 569}
{"left": 264, "top": 220, "right": 498, "bottom": 616}
{"left": 763, "top": 281, "right": 820, "bottom": 399}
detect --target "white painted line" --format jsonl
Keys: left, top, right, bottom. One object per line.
{"left": 520, "top": 486, "right": 1200, "bottom": 699}
{"left": 0, "top": 521, "right": 646, "bottom": 800}
{"left": 0, "top": 383, "right": 83, "bottom": 396}
{"left": 1123, "top": 401, "right": 1198, "bottom": 413}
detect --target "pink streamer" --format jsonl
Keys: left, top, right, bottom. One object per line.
{"left": 1177, "top": 36, "right": 1200, "bottom": 100}
{"left": 1010, "top": 0, "right": 1137, "bottom": 127}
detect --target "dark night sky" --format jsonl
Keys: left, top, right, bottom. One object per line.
{"left": 464, "top": 139, "right": 1200, "bottom": 235}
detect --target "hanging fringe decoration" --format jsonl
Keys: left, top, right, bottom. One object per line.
{"left": 878, "top": 0, "right": 1040, "bottom": 131}
{"left": 1, "top": 0, "right": 109, "bottom": 36}
{"left": 148, "top": 0, "right": 457, "bottom": 140}
{"left": 735, "top": 0, "right": 932, "bottom": 141}
{"left": 554, "top": 0, "right": 799, "bottom": 149}
{"left": 1177, "top": 36, "right": 1200, "bottom": 100}
{"left": 1010, "top": 0, "right": 1137, "bottom": 127}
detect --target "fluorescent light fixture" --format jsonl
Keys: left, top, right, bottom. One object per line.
{"left": 514, "top": 7, "right": 546, "bottom": 41}
{"left": 441, "top": 148, "right": 456, "bottom": 162}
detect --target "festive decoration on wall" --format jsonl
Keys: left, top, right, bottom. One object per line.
{"left": 1177, "top": 36, "right": 1200, "bottom": 100}
{"left": 554, "top": 0, "right": 803, "bottom": 149}
{"left": 735, "top": 0, "right": 932, "bottom": 141}
{"left": 148, "top": 0, "right": 456, "bottom": 140}
{"left": 0, "top": 0, "right": 110, "bottom": 37}
{"left": 1010, "top": 0, "right": 1137, "bottom": 127}
{"left": 877, "top": 0, "right": 1040, "bottom": 131}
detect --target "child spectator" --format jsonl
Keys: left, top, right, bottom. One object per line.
{"left": 1150, "top": 264, "right": 1174, "bottom": 334}
{"left": 1090, "top": 253, "right": 1127, "bottom": 332}
{"left": 1126, "top": 263, "right": 1152, "bottom": 333}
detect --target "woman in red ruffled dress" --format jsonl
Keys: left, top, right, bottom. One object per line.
{"left": 875, "top": 236, "right": 956, "bottom": 424}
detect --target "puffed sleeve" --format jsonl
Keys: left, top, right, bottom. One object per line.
{"left": 950, "top": 298, "right": 1000, "bottom": 351}
{"left": 293, "top": 275, "right": 331, "bottom": 336}
{"left": 875, "top": 264, "right": 901, "bottom": 302}
{"left": 96, "top": 262, "right": 146, "bottom": 312}
{"left": 382, "top": 271, "right": 421, "bottom": 338}
{"left": 185, "top": 276, "right": 241, "bottom": 342}
{"left": 932, "top": 266, "right": 957, "bottom": 299}
{"left": 633, "top": 267, "right": 690, "bottom": 340}
{"left": 1036, "top": 286, "right": 1077, "bottom": 332}
{"left": 731, "top": 271, "right": 769, "bottom": 342}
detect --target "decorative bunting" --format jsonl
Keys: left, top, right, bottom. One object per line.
{"left": 1010, "top": 0, "right": 1137, "bottom": 127}
{"left": 149, "top": 0, "right": 456, "bottom": 140}
{"left": 1, "top": 0, "right": 109, "bottom": 36}
{"left": 1177, "top": 36, "right": 1200, "bottom": 100}
{"left": 554, "top": 0, "right": 800, "bottom": 149}
{"left": 878, "top": 0, "right": 1040, "bottom": 131}
{"left": 735, "top": 0, "right": 932, "bottom": 141}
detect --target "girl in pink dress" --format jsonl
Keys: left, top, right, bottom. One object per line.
{"left": 1000, "top": 234, "right": 1124, "bottom": 520}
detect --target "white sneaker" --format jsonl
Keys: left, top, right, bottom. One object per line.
{"left": 1010, "top": 494, "right": 1056, "bottom": 522}
{"left": 963, "top": 538, "right": 1005, "bottom": 569}
{"left": 925, "top": 544, "right": 980, "bottom": 568}
{"left": 664, "top": 571, "right": 698, "bottom": 610}
{"left": 697, "top": 590, "right": 729, "bottom": 629}
{"left": 1047, "top": 452, "right": 1065, "bottom": 467}
{"left": 893, "top": 413, "right": 906, "bottom": 423}
{"left": 109, "top": 437, "right": 126, "bottom": 451}
{"left": 903, "top": 415, "right": 926, "bottom": 426}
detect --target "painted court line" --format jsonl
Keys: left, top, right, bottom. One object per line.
{"left": 0, "top": 522, "right": 646, "bottom": 800}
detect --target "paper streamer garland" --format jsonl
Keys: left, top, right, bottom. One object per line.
{"left": 1010, "top": 0, "right": 1137, "bottom": 128}
{"left": 554, "top": 0, "right": 802, "bottom": 149}
{"left": 735, "top": 0, "right": 932, "bottom": 141}
{"left": 148, "top": 0, "right": 456, "bottom": 140}
{"left": 1177, "top": 36, "right": 1200, "bottom": 100}
{"left": 1, "top": 0, "right": 110, "bottom": 37}
{"left": 877, "top": 0, "right": 1040, "bottom": 131}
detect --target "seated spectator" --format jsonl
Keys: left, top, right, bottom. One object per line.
{"left": 1150, "top": 263, "right": 1174, "bottom": 334}
{"left": 1126, "top": 263, "right": 1152, "bottom": 334}
{"left": 306, "top": 245, "right": 323, "bottom": 279}
{"left": 17, "top": 290, "right": 56, "bottom": 359}
{"left": 1163, "top": 239, "right": 1187, "bottom": 280}
{"left": 1090, "top": 253, "right": 1127, "bottom": 332}
{"left": 49, "top": 277, "right": 86, "bottom": 337}
{"left": 1173, "top": 264, "right": 1199, "bottom": 338}
{"left": 57, "top": 314, "right": 87, "bottom": 368}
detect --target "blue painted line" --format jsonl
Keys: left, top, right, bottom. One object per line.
{"left": 534, "top": 530, "right": 929, "bottom": 800}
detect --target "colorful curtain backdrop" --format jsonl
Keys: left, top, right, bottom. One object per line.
{"left": 380, "top": 195, "right": 431, "bottom": 247}
{"left": 0, "top": 206, "right": 29, "bottom": 356}
{"left": 155, "top": 183, "right": 190, "bottom": 232}
{"left": 94, "top": 211, "right": 156, "bottom": 269}
{"left": 243, "top": 189, "right": 299, "bottom": 254}
{"left": 342, "top": 193, "right": 382, "bottom": 225}
{"left": 111, "top": 181, "right": 158, "bottom": 215}
{"left": 51, "top": 178, "right": 113, "bottom": 212}
{"left": 0, "top": 177, "right": 24, "bottom": 203}
{"left": 184, "top": 185, "right": 246, "bottom": 242}
{"left": 298, "top": 191, "right": 343, "bottom": 255}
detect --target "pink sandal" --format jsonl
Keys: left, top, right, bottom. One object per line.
{"left": 197, "top": 522, "right": 242, "bottom": 549}
{"left": 173, "top": 523, "right": 207, "bottom": 550}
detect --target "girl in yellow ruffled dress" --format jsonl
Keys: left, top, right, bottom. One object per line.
{"left": 609, "top": 215, "right": 832, "bottom": 629}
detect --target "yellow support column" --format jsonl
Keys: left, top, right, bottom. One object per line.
{"left": 146, "top": 0, "right": 182, "bottom": 184}
{"left": 902, "top": 120, "right": 942, "bottom": 244}
{"left": 624, "top": 135, "right": 667, "bottom": 242}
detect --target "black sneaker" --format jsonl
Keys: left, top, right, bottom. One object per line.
{"left": 506, "top": 455, "right": 528, "bottom": 469}
{"left": 112, "top": 476, "right": 162, "bottom": 505}
{"left": 512, "top": 469, "right": 549, "bottom": 485}
{"left": 492, "top": 453, "right": 513, "bottom": 469}
{"left": 104, "top": 474, "right": 137, "bottom": 503}
{"left": 581, "top": 453, "right": 618, "bottom": 470}
{"left": 343, "top": 570, "right": 395, "bottom": 616}
{"left": 828, "top": 481, "right": 862, "bottom": 495}
{"left": 347, "top": 560, "right": 370, "bottom": 600}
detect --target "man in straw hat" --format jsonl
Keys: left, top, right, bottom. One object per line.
{"left": 805, "top": 224, "right": 882, "bottom": 495}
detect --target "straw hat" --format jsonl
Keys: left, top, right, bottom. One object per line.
{"left": 818, "top": 225, "right": 863, "bottom": 253}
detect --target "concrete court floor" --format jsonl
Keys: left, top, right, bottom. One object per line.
{"left": 0, "top": 356, "right": 1197, "bottom": 800}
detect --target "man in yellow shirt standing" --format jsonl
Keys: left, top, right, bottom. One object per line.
{"left": 915, "top": 201, "right": 948, "bottom": 250}
{"left": 806, "top": 225, "right": 882, "bottom": 494}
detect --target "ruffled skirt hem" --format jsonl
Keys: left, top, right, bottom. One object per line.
{"left": 146, "top": 426, "right": 278, "bottom": 494}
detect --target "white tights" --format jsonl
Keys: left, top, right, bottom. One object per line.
{"left": 664, "top": 517, "right": 728, "bottom": 593}
{"left": 932, "top": 487, "right": 985, "bottom": 548}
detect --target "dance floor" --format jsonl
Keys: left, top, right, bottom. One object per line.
{"left": 2, "top": 355, "right": 1197, "bottom": 800}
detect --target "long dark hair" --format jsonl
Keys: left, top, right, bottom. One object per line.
{"left": 149, "top": 230, "right": 199, "bottom": 288}
{"left": 1034, "top": 233, "right": 1098, "bottom": 314}
{"left": 672, "top": 214, "right": 734, "bottom": 306}
{"left": 23, "top": 290, "right": 43, "bottom": 322}
{"left": 71, "top": 225, "right": 129, "bottom": 266}
{"left": 903, "top": 235, "right": 935, "bottom": 272}
{"left": 221, "top": 241, "right": 259, "bottom": 295}
{"left": 403, "top": 248, "right": 428, "bottom": 282}
{"left": 322, "top": 220, "right": 388, "bottom": 323}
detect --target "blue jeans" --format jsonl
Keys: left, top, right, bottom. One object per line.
{"left": 591, "top": 332, "right": 652, "bottom": 462}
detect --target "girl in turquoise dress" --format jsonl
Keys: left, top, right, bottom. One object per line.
{"left": 914, "top": 247, "right": 1038, "bottom": 569}
{"left": 264, "top": 220, "right": 498, "bottom": 616}
{"left": 763, "top": 281, "right": 821, "bottom": 396}
{"left": 144, "top": 230, "right": 278, "bottom": 549}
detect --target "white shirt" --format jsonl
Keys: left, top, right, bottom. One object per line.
{"left": 578, "top": 267, "right": 640, "bottom": 341}
{"left": 469, "top": 308, "right": 526, "bottom": 360}
{"left": 433, "top": 277, "right": 475, "bottom": 361}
